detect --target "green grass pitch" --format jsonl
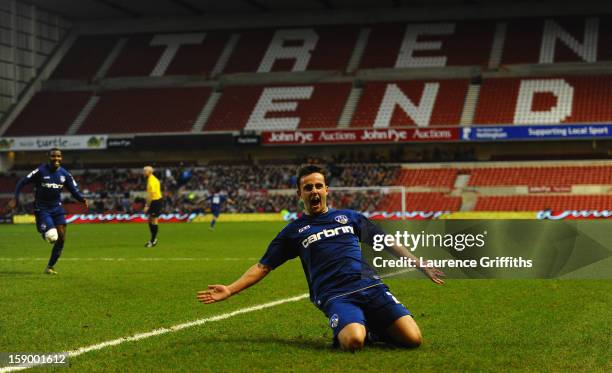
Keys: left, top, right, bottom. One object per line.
{"left": 0, "top": 222, "right": 610, "bottom": 372}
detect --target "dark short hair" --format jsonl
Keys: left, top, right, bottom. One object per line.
{"left": 296, "top": 165, "right": 327, "bottom": 190}
{"left": 49, "top": 148, "right": 61, "bottom": 155}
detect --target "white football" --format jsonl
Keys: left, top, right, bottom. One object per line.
{"left": 45, "top": 228, "right": 58, "bottom": 243}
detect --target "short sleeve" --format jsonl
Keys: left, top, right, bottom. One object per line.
{"left": 259, "top": 229, "right": 299, "bottom": 269}
{"left": 15, "top": 167, "right": 40, "bottom": 198}
{"left": 353, "top": 211, "right": 386, "bottom": 247}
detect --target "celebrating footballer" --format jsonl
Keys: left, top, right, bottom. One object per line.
{"left": 198, "top": 165, "right": 444, "bottom": 350}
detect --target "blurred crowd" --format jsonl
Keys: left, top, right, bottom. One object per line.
{"left": 7, "top": 163, "right": 399, "bottom": 214}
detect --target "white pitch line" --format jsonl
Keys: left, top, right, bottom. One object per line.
{"left": 0, "top": 263, "right": 420, "bottom": 372}
{"left": 0, "top": 257, "right": 259, "bottom": 262}
{"left": 382, "top": 268, "right": 417, "bottom": 278}
{"left": 0, "top": 293, "right": 309, "bottom": 372}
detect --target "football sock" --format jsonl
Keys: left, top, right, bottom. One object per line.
{"left": 149, "top": 223, "right": 158, "bottom": 241}
{"left": 48, "top": 241, "right": 64, "bottom": 267}
{"left": 211, "top": 219, "right": 216, "bottom": 228}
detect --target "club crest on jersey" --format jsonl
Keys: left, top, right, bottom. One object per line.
{"left": 334, "top": 215, "right": 348, "bottom": 224}
{"left": 298, "top": 225, "right": 311, "bottom": 233}
{"left": 329, "top": 314, "right": 339, "bottom": 329}
{"left": 60, "top": 176, "right": 66, "bottom": 183}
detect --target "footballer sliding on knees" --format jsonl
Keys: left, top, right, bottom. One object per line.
{"left": 197, "top": 165, "right": 444, "bottom": 351}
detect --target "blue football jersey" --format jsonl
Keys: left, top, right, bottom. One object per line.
{"left": 15, "top": 164, "right": 85, "bottom": 209}
{"left": 260, "top": 209, "right": 386, "bottom": 307}
{"left": 207, "top": 193, "right": 227, "bottom": 210}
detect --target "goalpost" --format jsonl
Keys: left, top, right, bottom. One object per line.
{"left": 328, "top": 186, "right": 407, "bottom": 219}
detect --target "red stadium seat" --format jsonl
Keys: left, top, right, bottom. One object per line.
{"left": 63, "top": 202, "right": 88, "bottom": 214}
{"left": 0, "top": 176, "right": 23, "bottom": 193}
{"left": 395, "top": 169, "right": 457, "bottom": 188}
{"left": 376, "top": 192, "right": 461, "bottom": 212}
{"left": 352, "top": 80, "right": 468, "bottom": 127}
{"left": 360, "top": 21, "right": 495, "bottom": 69}
{"left": 4, "top": 91, "right": 93, "bottom": 136}
{"left": 474, "top": 195, "right": 612, "bottom": 211}
{"left": 474, "top": 76, "right": 612, "bottom": 124}
{"left": 204, "top": 83, "right": 351, "bottom": 131}
{"left": 468, "top": 166, "right": 612, "bottom": 186}
{"left": 77, "top": 87, "right": 212, "bottom": 134}
{"left": 224, "top": 26, "right": 359, "bottom": 74}
{"left": 52, "top": 36, "right": 120, "bottom": 80}
{"left": 105, "top": 32, "right": 229, "bottom": 78}
{"left": 501, "top": 16, "right": 612, "bottom": 65}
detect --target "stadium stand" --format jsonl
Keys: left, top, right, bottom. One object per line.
{"left": 104, "top": 32, "right": 229, "bottom": 78}
{"left": 0, "top": 175, "right": 22, "bottom": 193}
{"left": 376, "top": 192, "right": 462, "bottom": 212}
{"left": 105, "top": 35, "right": 171, "bottom": 78}
{"left": 474, "top": 195, "right": 612, "bottom": 211}
{"left": 8, "top": 15, "right": 612, "bottom": 137}
{"left": 468, "top": 166, "right": 612, "bottom": 186}
{"left": 359, "top": 21, "right": 496, "bottom": 68}
{"left": 3, "top": 91, "right": 93, "bottom": 136}
{"left": 474, "top": 76, "right": 612, "bottom": 125}
{"left": 500, "top": 16, "right": 612, "bottom": 65}
{"left": 54, "top": 25, "right": 360, "bottom": 79}
{"left": 77, "top": 87, "right": 212, "bottom": 134}
{"left": 204, "top": 83, "right": 352, "bottom": 131}
{"left": 41, "top": 15, "right": 612, "bottom": 82}
{"left": 2, "top": 13, "right": 612, "bottom": 218}
{"left": 351, "top": 80, "right": 469, "bottom": 127}
{"left": 163, "top": 32, "right": 230, "bottom": 77}
{"left": 223, "top": 26, "right": 360, "bottom": 73}
{"left": 332, "top": 164, "right": 399, "bottom": 187}
{"left": 51, "top": 36, "right": 120, "bottom": 80}
{"left": 395, "top": 168, "right": 457, "bottom": 188}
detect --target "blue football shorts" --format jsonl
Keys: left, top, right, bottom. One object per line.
{"left": 35, "top": 206, "right": 67, "bottom": 234}
{"left": 322, "top": 284, "right": 411, "bottom": 339}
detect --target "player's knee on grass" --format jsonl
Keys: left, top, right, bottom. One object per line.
{"left": 338, "top": 323, "right": 366, "bottom": 351}
{"left": 387, "top": 316, "right": 422, "bottom": 348}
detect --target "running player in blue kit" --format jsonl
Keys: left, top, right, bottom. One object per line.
{"left": 9, "top": 148, "right": 88, "bottom": 274}
{"left": 198, "top": 165, "right": 444, "bottom": 350}
{"left": 206, "top": 190, "right": 233, "bottom": 230}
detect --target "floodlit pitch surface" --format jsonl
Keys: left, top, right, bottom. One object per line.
{"left": 0, "top": 223, "right": 610, "bottom": 371}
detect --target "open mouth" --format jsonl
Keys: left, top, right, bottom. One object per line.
{"left": 310, "top": 195, "right": 321, "bottom": 209}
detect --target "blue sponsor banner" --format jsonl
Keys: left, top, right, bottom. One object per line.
{"left": 461, "top": 124, "right": 612, "bottom": 141}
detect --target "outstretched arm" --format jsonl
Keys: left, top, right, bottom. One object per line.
{"left": 387, "top": 244, "right": 445, "bottom": 284}
{"left": 358, "top": 214, "right": 445, "bottom": 285}
{"left": 64, "top": 173, "right": 88, "bottom": 209}
{"left": 12, "top": 168, "right": 38, "bottom": 209}
{"left": 64, "top": 173, "right": 85, "bottom": 200}
{"left": 197, "top": 263, "right": 272, "bottom": 304}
